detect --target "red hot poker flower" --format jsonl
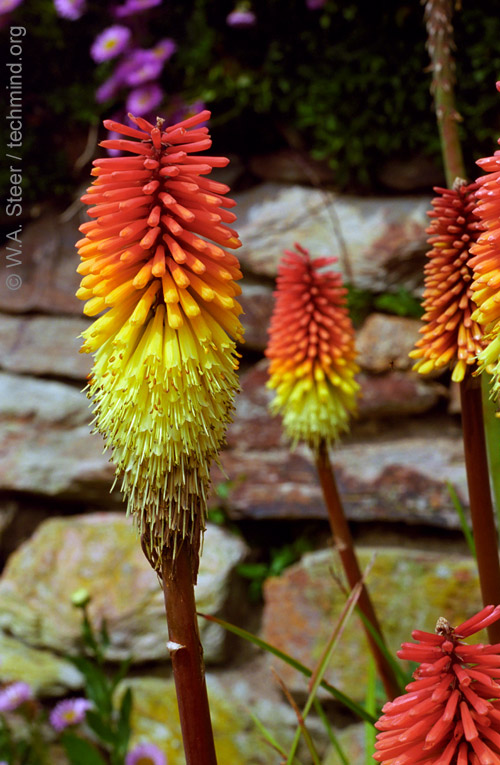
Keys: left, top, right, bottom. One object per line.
{"left": 374, "top": 605, "right": 500, "bottom": 764}
{"left": 265, "top": 243, "right": 359, "bottom": 450}
{"left": 410, "top": 182, "right": 485, "bottom": 382}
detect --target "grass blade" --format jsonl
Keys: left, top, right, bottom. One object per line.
{"left": 364, "top": 658, "right": 376, "bottom": 765}
{"left": 286, "top": 576, "right": 365, "bottom": 764}
{"left": 199, "top": 612, "right": 377, "bottom": 724}
{"left": 313, "top": 698, "right": 349, "bottom": 765}
{"left": 447, "top": 481, "right": 476, "bottom": 558}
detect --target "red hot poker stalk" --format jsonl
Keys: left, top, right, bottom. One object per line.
{"left": 374, "top": 605, "right": 500, "bottom": 764}
{"left": 76, "top": 111, "right": 243, "bottom": 577}
{"left": 410, "top": 182, "right": 485, "bottom": 382}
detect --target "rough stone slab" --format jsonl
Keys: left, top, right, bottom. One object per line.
{"left": 117, "top": 674, "right": 314, "bottom": 765}
{"left": 324, "top": 724, "right": 367, "bottom": 764}
{"left": 215, "top": 436, "right": 466, "bottom": 528}
{"left": 0, "top": 632, "right": 82, "bottom": 697}
{"left": 238, "top": 281, "right": 274, "bottom": 351}
{"left": 261, "top": 547, "right": 482, "bottom": 702}
{"left": 214, "top": 362, "right": 466, "bottom": 528}
{"left": 234, "top": 183, "right": 430, "bottom": 290}
{"left": 0, "top": 372, "right": 115, "bottom": 499}
{"left": 0, "top": 314, "right": 92, "bottom": 380}
{"left": 0, "top": 213, "right": 83, "bottom": 315}
{"left": 357, "top": 371, "right": 445, "bottom": 418}
{"left": 356, "top": 312, "right": 422, "bottom": 373}
{"left": 0, "top": 514, "right": 248, "bottom": 664}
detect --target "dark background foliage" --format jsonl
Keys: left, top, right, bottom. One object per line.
{"left": 3, "top": 0, "right": 500, "bottom": 207}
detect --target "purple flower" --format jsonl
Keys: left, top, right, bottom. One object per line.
{"left": 226, "top": 8, "right": 256, "bottom": 27}
{"left": 125, "top": 742, "right": 167, "bottom": 765}
{"left": 0, "top": 0, "right": 24, "bottom": 14}
{"left": 49, "top": 698, "right": 92, "bottom": 732}
{"left": 122, "top": 49, "right": 163, "bottom": 86}
{"left": 126, "top": 83, "right": 163, "bottom": 116}
{"left": 0, "top": 682, "right": 32, "bottom": 712}
{"left": 53, "top": 0, "right": 86, "bottom": 20}
{"left": 91, "top": 25, "right": 131, "bottom": 63}
{"left": 306, "top": 0, "right": 326, "bottom": 8}
{"left": 114, "top": 0, "right": 162, "bottom": 17}
{"left": 152, "top": 38, "right": 177, "bottom": 62}
{"left": 96, "top": 72, "right": 123, "bottom": 103}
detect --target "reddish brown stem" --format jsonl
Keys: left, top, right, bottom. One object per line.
{"left": 315, "top": 440, "right": 401, "bottom": 701}
{"left": 460, "top": 376, "right": 500, "bottom": 643}
{"left": 162, "top": 543, "right": 217, "bottom": 765}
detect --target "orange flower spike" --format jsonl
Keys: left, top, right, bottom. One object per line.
{"left": 469, "top": 98, "right": 500, "bottom": 393}
{"left": 265, "top": 243, "right": 359, "bottom": 451}
{"left": 410, "top": 182, "right": 486, "bottom": 383}
{"left": 374, "top": 605, "right": 500, "bottom": 764}
{"left": 76, "top": 111, "right": 244, "bottom": 573}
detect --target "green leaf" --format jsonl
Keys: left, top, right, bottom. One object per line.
{"left": 313, "top": 699, "right": 349, "bottom": 765}
{"left": 116, "top": 687, "right": 133, "bottom": 756}
{"left": 110, "top": 658, "right": 133, "bottom": 694}
{"left": 60, "top": 732, "right": 107, "bottom": 765}
{"left": 68, "top": 656, "right": 112, "bottom": 716}
{"left": 447, "top": 481, "right": 476, "bottom": 558}
{"left": 364, "top": 659, "right": 377, "bottom": 764}
{"left": 248, "top": 710, "right": 290, "bottom": 760}
{"left": 85, "top": 710, "right": 117, "bottom": 746}
{"left": 373, "top": 289, "right": 423, "bottom": 319}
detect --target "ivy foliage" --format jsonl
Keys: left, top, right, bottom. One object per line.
{"left": 3, "top": 0, "right": 500, "bottom": 205}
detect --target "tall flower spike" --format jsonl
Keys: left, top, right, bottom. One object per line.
{"left": 76, "top": 111, "right": 243, "bottom": 575}
{"left": 265, "top": 243, "right": 359, "bottom": 451}
{"left": 469, "top": 118, "right": 500, "bottom": 394}
{"left": 410, "top": 182, "right": 485, "bottom": 383}
{"left": 374, "top": 605, "right": 500, "bottom": 764}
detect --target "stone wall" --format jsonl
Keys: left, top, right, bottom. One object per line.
{"left": 0, "top": 181, "right": 478, "bottom": 763}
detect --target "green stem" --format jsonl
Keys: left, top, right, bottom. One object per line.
{"left": 424, "top": 0, "right": 465, "bottom": 185}
{"left": 481, "top": 372, "right": 500, "bottom": 519}
{"left": 315, "top": 440, "right": 401, "bottom": 701}
{"left": 460, "top": 376, "right": 500, "bottom": 643}
{"left": 161, "top": 542, "right": 217, "bottom": 765}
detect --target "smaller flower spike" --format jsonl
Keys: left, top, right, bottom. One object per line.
{"left": 410, "top": 182, "right": 485, "bottom": 383}
{"left": 265, "top": 243, "right": 359, "bottom": 451}
{"left": 374, "top": 605, "right": 500, "bottom": 764}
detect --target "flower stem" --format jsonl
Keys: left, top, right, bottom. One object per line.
{"left": 161, "top": 542, "right": 217, "bottom": 765}
{"left": 315, "top": 440, "right": 401, "bottom": 701}
{"left": 460, "top": 375, "right": 500, "bottom": 643}
{"left": 425, "top": 0, "right": 500, "bottom": 632}
{"left": 424, "top": 0, "right": 465, "bottom": 187}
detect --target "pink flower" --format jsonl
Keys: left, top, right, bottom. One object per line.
{"left": 152, "top": 38, "right": 177, "bottom": 61}
{"left": 49, "top": 698, "right": 92, "bottom": 732}
{"left": 53, "top": 0, "right": 86, "bottom": 19}
{"left": 0, "top": 682, "right": 32, "bottom": 712}
{"left": 226, "top": 7, "right": 256, "bottom": 27}
{"left": 122, "top": 49, "right": 163, "bottom": 86}
{"left": 0, "top": 0, "right": 24, "bottom": 14}
{"left": 306, "top": 0, "right": 326, "bottom": 8}
{"left": 91, "top": 25, "right": 131, "bottom": 63}
{"left": 114, "top": 0, "right": 162, "bottom": 17}
{"left": 125, "top": 742, "right": 167, "bottom": 765}
{"left": 126, "top": 83, "right": 163, "bottom": 115}
{"left": 96, "top": 72, "right": 123, "bottom": 104}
